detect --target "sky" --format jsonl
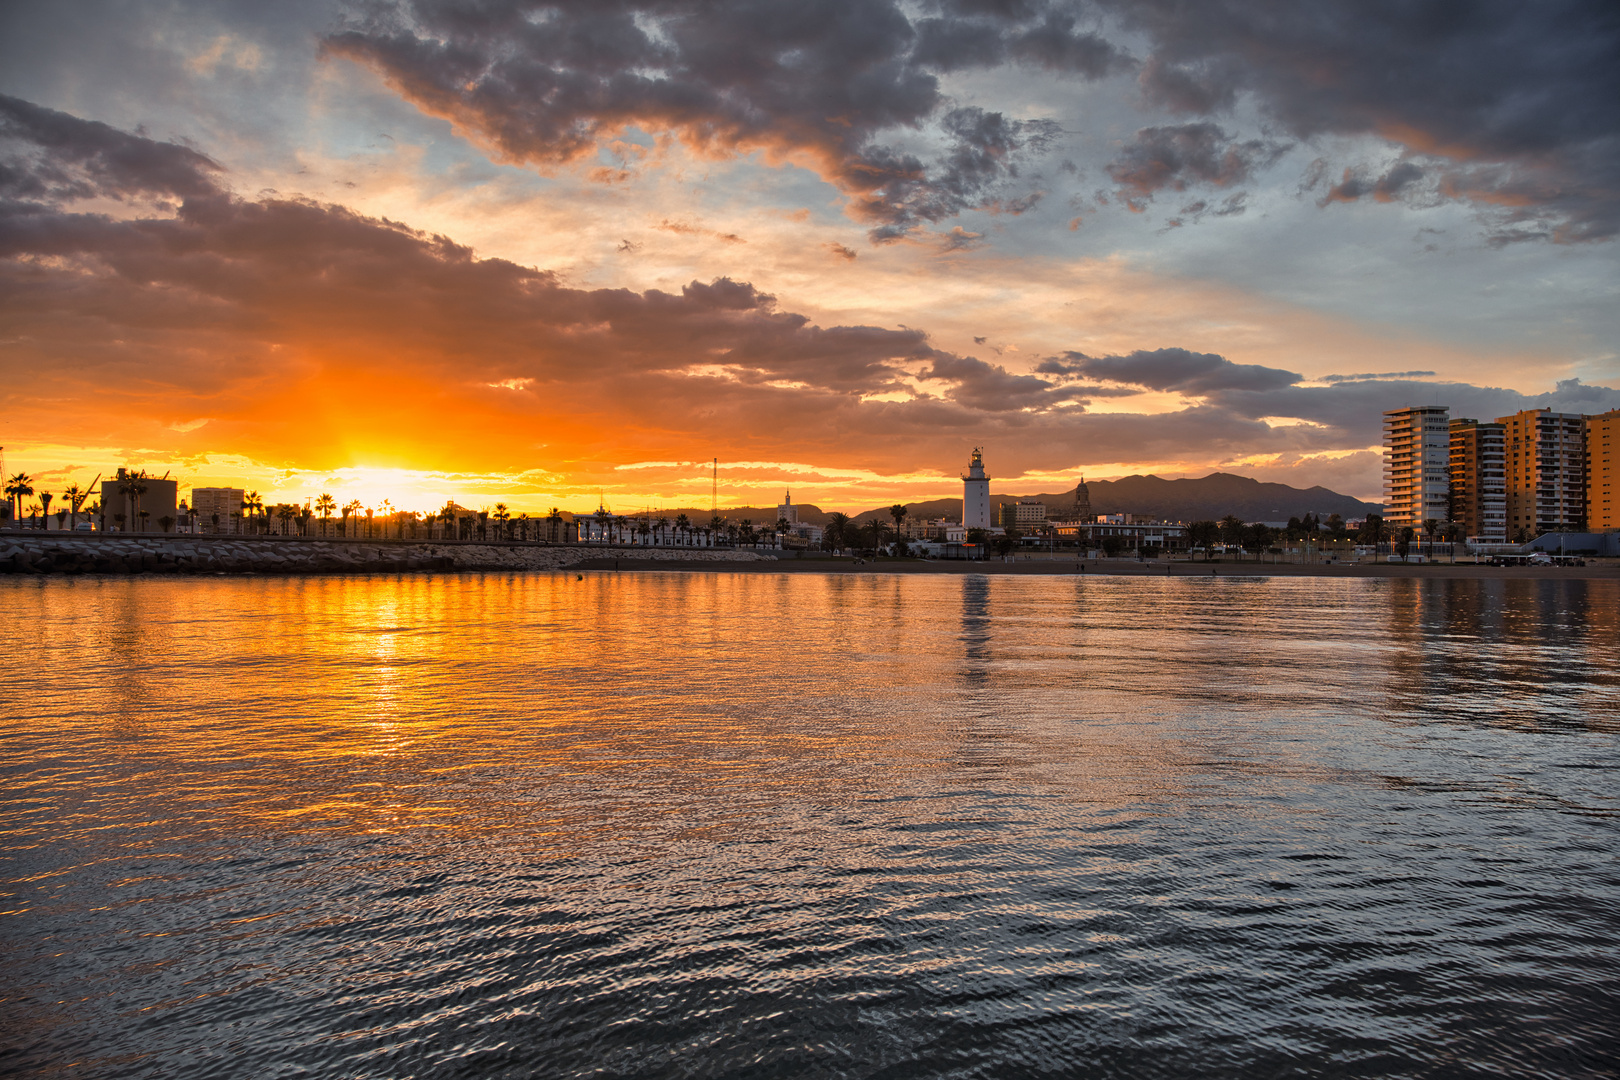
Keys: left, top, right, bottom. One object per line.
{"left": 2, "top": 0, "right": 1617, "bottom": 514}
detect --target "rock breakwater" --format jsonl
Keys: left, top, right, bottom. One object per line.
{"left": 0, "top": 535, "right": 777, "bottom": 575}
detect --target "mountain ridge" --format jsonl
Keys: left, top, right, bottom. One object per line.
{"left": 613, "top": 472, "right": 1381, "bottom": 527}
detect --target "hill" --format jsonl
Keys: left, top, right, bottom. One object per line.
{"left": 601, "top": 504, "right": 834, "bottom": 526}
{"left": 599, "top": 474, "right": 1379, "bottom": 529}
{"left": 851, "top": 472, "right": 1380, "bottom": 524}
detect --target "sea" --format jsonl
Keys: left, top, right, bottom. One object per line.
{"left": 2, "top": 571, "right": 1617, "bottom": 1079}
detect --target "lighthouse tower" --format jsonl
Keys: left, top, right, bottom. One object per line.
{"left": 962, "top": 448, "right": 991, "bottom": 530}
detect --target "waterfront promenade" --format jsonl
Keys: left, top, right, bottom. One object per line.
{"left": 0, "top": 532, "right": 775, "bottom": 576}
{"left": 4, "top": 531, "right": 1615, "bottom": 580}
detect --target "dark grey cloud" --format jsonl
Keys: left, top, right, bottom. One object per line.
{"left": 1320, "top": 370, "right": 1436, "bottom": 383}
{"left": 5, "top": 96, "right": 1614, "bottom": 485}
{"left": 1195, "top": 377, "right": 1620, "bottom": 449}
{"left": 1105, "top": 122, "right": 1285, "bottom": 209}
{"left": 322, "top": 0, "right": 1121, "bottom": 240}
{"left": 0, "top": 93, "right": 224, "bottom": 205}
{"left": 1319, "top": 161, "right": 1432, "bottom": 208}
{"left": 1098, "top": 0, "right": 1620, "bottom": 242}
{"left": 1039, "top": 347, "right": 1301, "bottom": 394}
{"left": 912, "top": 8, "right": 1123, "bottom": 76}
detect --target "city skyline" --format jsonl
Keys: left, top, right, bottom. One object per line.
{"left": 2, "top": 2, "right": 1618, "bottom": 513}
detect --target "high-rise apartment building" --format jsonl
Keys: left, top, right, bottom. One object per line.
{"left": 1449, "top": 419, "right": 1506, "bottom": 542}
{"left": 190, "top": 487, "right": 245, "bottom": 532}
{"left": 1588, "top": 408, "right": 1620, "bottom": 532}
{"left": 1498, "top": 409, "right": 1586, "bottom": 538}
{"left": 1383, "top": 406, "right": 1450, "bottom": 531}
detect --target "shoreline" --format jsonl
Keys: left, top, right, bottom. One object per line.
{"left": 573, "top": 555, "right": 1620, "bottom": 582}
{"left": 3, "top": 532, "right": 1614, "bottom": 581}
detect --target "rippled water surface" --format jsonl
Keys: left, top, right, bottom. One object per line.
{"left": 3, "top": 572, "right": 1618, "bottom": 1078}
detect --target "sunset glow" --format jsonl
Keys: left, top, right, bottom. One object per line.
{"left": 2, "top": 3, "right": 1616, "bottom": 513}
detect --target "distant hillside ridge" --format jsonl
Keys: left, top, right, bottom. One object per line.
{"left": 602, "top": 504, "right": 833, "bottom": 526}
{"left": 850, "top": 472, "right": 1381, "bottom": 524}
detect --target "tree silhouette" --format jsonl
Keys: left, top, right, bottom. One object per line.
{"left": 6, "top": 473, "right": 35, "bottom": 525}
{"left": 315, "top": 493, "right": 336, "bottom": 536}
{"left": 824, "top": 512, "right": 850, "bottom": 552}
{"left": 116, "top": 469, "right": 148, "bottom": 532}
{"left": 1218, "top": 515, "right": 1246, "bottom": 558}
{"left": 244, "top": 491, "right": 264, "bottom": 534}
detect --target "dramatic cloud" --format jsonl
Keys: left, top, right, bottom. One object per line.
{"left": 3, "top": 97, "right": 1614, "bottom": 506}
{"left": 1102, "top": 0, "right": 1620, "bottom": 241}
{"left": 0, "top": 93, "right": 224, "bottom": 204}
{"left": 1320, "top": 370, "right": 1437, "bottom": 384}
{"left": 1039, "top": 348, "right": 1302, "bottom": 394}
{"left": 322, "top": 0, "right": 1117, "bottom": 241}
{"left": 1106, "top": 122, "right": 1285, "bottom": 209}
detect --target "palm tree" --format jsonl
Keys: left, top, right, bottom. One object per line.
{"left": 675, "top": 513, "right": 691, "bottom": 545}
{"left": 116, "top": 469, "right": 148, "bottom": 532}
{"left": 825, "top": 512, "right": 850, "bottom": 552}
{"left": 890, "top": 504, "right": 907, "bottom": 544}
{"left": 342, "top": 499, "right": 363, "bottom": 537}
{"left": 1423, "top": 518, "right": 1438, "bottom": 562}
{"left": 1360, "top": 514, "right": 1386, "bottom": 562}
{"left": 275, "top": 504, "right": 295, "bottom": 535}
{"left": 493, "top": 503, "right": 510, "bottom": 541}
{"left": 62, "top": 483, "right": 85, "bottom": 530}
{"left": 39, "top": 491, "right": 54, "bottom": 529}
{"left": 243, "top": 491, "right": 264, "bottom": 534}
{"left": 315, "top": 493, "right": 336, "bottom": 536}
{"left": 1397, "top": 526, "right": 1416, "bottom": 561}
{"left": 1218, "top": 514, "right": 1246, "bottom": 560}
{"left": 547, "top": 507, "right": 564, "bottom": 543}
{"left": 7, "top": 473, "right": 35, "bottom": 525}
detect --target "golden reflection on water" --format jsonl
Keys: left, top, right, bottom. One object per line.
{"left": 3, "top": 572, "right": 1615, "bottom": 855}
{"left": 4, "top": 572, "right": 1620, "bottom": 1079}
{"left": 0, "top": 582, "right": 1602, "bottom": 862}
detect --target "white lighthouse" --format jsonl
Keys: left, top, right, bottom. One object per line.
{"left": 962, "top": 447, "right": 991, "bottom": 530}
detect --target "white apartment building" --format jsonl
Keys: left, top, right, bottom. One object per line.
{"left": 1384, "top": 405, "right": 1451, "bottom": 531}
{"left": 189, "top": 487, "right": 245, "bottom": 533}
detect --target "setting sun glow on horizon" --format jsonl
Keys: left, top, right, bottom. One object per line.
{"left": 1, "top": 2, "right": 1616, "bottom": 515}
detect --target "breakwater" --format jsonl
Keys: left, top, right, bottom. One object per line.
{"left": 0, "top": 534, "right": 777, "bottom": 575}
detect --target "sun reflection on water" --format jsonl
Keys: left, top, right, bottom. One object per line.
{"left": 2, "top": 572, "right": 1618, "bottom": 1078}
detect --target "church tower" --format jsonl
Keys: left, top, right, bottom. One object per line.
{"left": 776, "top": 490, "right": 797, "bottom": 525}
{"left": 1075, "top": 476, "right": 1091, "bottom": 522}
{"left": 962, "top": 448, "right": 991, "bottom": 530}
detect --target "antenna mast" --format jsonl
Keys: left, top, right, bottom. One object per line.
{"left": 711, "top": 458, "right": 717, "bottom": 520}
